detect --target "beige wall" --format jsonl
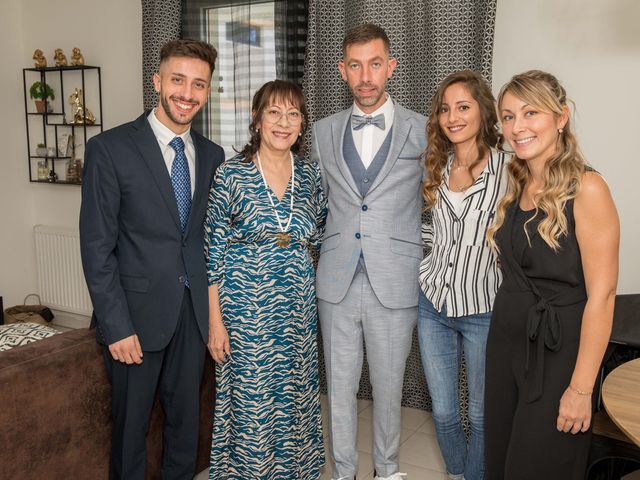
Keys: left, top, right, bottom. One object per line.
{"left": 0, "top": 0, "right": 142, "bottom": 307}
{"left": 493, "top": 0, "right": 640, "bottom": 293}
{"left": 0, "top": 0, "right": 35, "bottom": 308}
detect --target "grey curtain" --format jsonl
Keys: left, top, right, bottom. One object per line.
{"left": 304, "top": 0, "right": 496, "bottom": 122}
{"left": 142, "top": 0, "right": 182, "bottom": 110}
{"left": 304, "top": 0, "right": 497, "bottom": 412}
{"left": 275, "top": 0, "right": 309, "bottom": 85}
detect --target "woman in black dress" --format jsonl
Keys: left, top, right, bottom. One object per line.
{"left": 484, "top": 70, "right": 619, "bottom": 479}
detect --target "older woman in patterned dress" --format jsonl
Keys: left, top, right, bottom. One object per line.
{"left": 204, "top": 80, "right": 326, "bottom": 479}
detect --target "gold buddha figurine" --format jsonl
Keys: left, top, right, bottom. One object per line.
{"left": 54, "top": 48, "right": 68, "bottom": 67}
{"left": 70, "top": 47, "right": 84, "bottom": 66}
{"left": 33, "top": 49, "right": 47, "bottom": 69}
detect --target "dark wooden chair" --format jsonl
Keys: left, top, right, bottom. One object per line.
{"left": 586, "top": 294, "right": 640, "bottom": 480}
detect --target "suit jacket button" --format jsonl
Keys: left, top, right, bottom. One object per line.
{"left": 362, "top": 205, "right": 368, "bottom": 211}
{"left": 178, "top": 275, "right": 185, "bottom": 284}
{"left": 355, "top": 233, "right": 361, "bottom": 239}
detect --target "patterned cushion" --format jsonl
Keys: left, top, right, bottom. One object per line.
{"left": 0, "top": 322, "right": 60, "bottom": 352}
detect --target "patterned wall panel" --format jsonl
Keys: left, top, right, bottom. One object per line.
{"left": 142, "top": 0, "right": 182, "bottom": 110}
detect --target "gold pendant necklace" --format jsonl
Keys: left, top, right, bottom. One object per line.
{"left": 450, "top": 158, "right": 473, "bottom": 192}
{"left": 452, "top": 182, "right": 472, "bottom": 192}
{"left": 275, "top": 232, "right": 291, "bottom": 248}
{"left": 256, "top": 151, "right": 295, "bottom": 248}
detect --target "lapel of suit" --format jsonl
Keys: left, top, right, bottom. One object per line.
{"left": 367, "top": 105, "right": 411, "bottom": 195}
{"left": 184, "top": 131, "right": 210, "bottom": 237}
{"left": 331, "top": 108, "right": 362, "bottom": 198}
{"left": 130, "top": 113, "right": 182, "bottom": 232}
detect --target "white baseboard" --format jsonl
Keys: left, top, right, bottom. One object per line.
{"left": 51, "top": 310, "right": 91, "bottom": 330}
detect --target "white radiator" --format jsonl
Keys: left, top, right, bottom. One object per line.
{"left": 34, "top": 225, "right": 93, "bottom": 316}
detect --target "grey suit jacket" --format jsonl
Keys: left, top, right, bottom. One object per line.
{"left": 311, "top": 103, "right": 427, "bottom": 309}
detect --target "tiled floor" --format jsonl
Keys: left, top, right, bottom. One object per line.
{"left": 195, "top": 395, "right": 450, "bottom": 479}
{"left": 194, "top": 394, "right": 640, "bottom": 479}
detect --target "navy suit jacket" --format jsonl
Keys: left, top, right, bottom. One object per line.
{"left": 80, "top": 112, "right": 224, "bottom": 351}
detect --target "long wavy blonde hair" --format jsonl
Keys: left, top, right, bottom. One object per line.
{"left": 486, "top": 70, "right": 587, "bottom": 251}
{"left": 422, "top": 70, "right": 499, "bottom": 208}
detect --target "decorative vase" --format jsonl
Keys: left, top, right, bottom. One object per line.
{"left": 37, "top": 160, "right": 48, "bottom": 180}
{"left": 65, "top": 158, "right": 83, "bottom": 183}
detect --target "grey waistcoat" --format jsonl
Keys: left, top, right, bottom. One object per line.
{"left": 343, "top": 123, "right": 393, "bottom": 271}
{"left": 342, "top": 123, "right": 393, "bottom": 197}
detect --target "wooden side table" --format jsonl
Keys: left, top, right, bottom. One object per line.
{"left": 602, "top": 358, "right": 640, "bottom": 446}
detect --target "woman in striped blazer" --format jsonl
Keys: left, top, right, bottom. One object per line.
{"left": 418, "top": 70, "right": 509, "bottom": 480}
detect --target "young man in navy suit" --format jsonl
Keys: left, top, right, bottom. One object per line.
{"left": 80, "top": 39, "right": 224, "bottom": 479}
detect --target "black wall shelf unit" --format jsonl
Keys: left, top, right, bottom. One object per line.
{"left": 22, "top": 65, "right": 103, "bottom": 185}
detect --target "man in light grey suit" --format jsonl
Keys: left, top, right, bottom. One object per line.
{"left": 311, "top": 24, "right": 427, "bottom": 480}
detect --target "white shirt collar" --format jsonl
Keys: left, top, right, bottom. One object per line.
{"left": 352, "top": 93, "right": 395, "bottom": 120}
{"left": 147, "top": 109, "right": 192, "bottom": 148}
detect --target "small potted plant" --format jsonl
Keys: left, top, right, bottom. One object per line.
{"left": 36, "top": 143, "right": 48, "bottom": 156}
{"left": 29, "top": 81, "right": 55, "bottom": 113}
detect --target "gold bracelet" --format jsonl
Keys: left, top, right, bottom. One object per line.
{"left": 569, "top": 384, "right": 592, "bottom": 396}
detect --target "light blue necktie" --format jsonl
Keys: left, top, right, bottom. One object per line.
{"left": 169, "top": 136, "right": 191, "bottom": 233}
{"left": 351, "top": 113, "right": 386, "bottom": 130}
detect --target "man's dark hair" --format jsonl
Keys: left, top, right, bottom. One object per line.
{"left": 159, "top": 39, "right": 218, "bottom": 77}
{"left": 342, "top": 23, "right": 391, "bottom": 56}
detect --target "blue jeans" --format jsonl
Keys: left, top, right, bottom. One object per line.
{"left": 417, "top": 292, "right": 491, "bottom": 480}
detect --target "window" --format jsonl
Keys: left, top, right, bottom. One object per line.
{"left": 204, "top": 2, "right": 276, "bottom": 157}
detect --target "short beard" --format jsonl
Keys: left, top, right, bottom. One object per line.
{"left": 351, "top": 83, "right": 386, "bottom": 110}
{"left": 160, "top": 94, "right": 197, "bottom": 126}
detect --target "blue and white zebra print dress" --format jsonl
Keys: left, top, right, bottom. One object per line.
{"left": 205, "top": 155, "right": 326, "bottom": 479}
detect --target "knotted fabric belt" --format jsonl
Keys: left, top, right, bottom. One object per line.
{"left": 524, "top": 285, "right": 586, "bottom": 403}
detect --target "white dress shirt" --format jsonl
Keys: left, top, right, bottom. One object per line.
{"left": 351, "top": 94, "right": 395, "bottom": 168}
{"left": 147, "top": 109, "right": 196, "bottom": 197}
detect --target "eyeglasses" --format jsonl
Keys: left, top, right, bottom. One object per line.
{"left": 263, "top": 108, "right": 303, "bottom": 125}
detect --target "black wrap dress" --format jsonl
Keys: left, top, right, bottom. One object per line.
{"left": 485, "top": 200, "right": 593, "bottom": 480}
